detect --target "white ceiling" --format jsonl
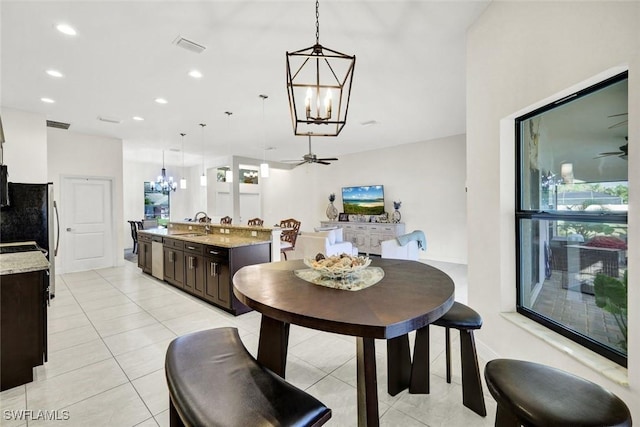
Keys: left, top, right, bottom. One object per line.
{"left": 1, "top": 1, "right": 491, "bottom": 166}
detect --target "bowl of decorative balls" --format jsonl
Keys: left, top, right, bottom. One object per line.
{"left": 304, "top": 253, "right": 371, "bottom": 279}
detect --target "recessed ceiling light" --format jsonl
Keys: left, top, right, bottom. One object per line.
{"left": 46, "top": 69, "right": 63, "bottom": 78}
{"left": 41, "top": 97, "right": 55, "bottom": 103}
{"left": 56, "top": 24, "right": 77, "bottom": 36}
{"left": 132, "top": 116, "right": 144, "bottom": 121}
{"left": 155, "top": 98, "right": 168, "bottom": 104}
{"left": 188, "top": 70, "right": 203, "bottom": 79}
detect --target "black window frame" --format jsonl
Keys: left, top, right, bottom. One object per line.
{"left": 515, "top": 71, "right": 628, "bottom": 367}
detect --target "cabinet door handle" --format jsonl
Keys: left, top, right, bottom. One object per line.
{"left": 209, "top": 250, "right": 219, "bottom": 255}
{"left": 211, "top": 262, "right": 218, "bottom": 277}
{"left": 169, "top": 251, "right": 174, "bottom": 262}
{"left": 187, "top": 246, "right": 195, "bottom": 250}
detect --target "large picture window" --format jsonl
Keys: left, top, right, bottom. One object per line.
{"left": 515, "top": 72, "right": 628, "bottom": 366}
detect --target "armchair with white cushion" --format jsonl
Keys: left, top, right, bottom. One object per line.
{"left": 297, "top": 228, "right": 358, "bottom": 259}
{"left": 380, "top": 230, "right": 426, "bottom": 261}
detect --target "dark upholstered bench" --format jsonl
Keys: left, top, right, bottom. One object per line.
{"left": 484, "top": 359, "right": 632, "bottom": 427}
{"left": 165, "top": 327, "right": 332, "bottom": 427}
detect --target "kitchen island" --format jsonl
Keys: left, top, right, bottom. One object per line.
{"left": 138, "top": 222, "right": 274, "bottom": 315}
{"left": 0, "top": 242, "right": 49, "bottom": 391}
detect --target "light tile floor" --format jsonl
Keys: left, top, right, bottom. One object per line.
{"left": 1, "top": 259, "right": 497, "bottom": 426}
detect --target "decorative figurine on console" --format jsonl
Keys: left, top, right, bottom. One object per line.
{"left": 392, "top": 200, "right": 402, "bottom": 223}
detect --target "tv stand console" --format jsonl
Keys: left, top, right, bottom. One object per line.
{"left": 320, "top": 221, "right": 405, "bottom": 256}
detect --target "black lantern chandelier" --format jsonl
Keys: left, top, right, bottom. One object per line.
{"left": 286, "top": 0, "right": 355, "bottom": 137}
{"left": 155, "top": 150, "right": 177, "bottom": 192}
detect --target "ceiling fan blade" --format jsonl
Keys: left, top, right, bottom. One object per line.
{"left": 599, "top": 151, "right": 624, "bottom": 155}
{"left": 608, "top": 120, "right": 628, "bottom": 129}
{"left": 317, "top": 161, "right": 332, "bottom": 165}
{"left": 608, "top": 113, "right": 628, "bottom": 117}
{"left": 594, "top": 152, "right": 622, "bottom": 159}
{"left": 318, "top": 157, "right": 338, "bottom": 161}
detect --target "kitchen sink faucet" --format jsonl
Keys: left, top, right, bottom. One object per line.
{"left": 193, "top": 211, "right": 208, "bottom": 222}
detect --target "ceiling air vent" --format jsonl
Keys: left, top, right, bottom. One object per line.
{"left": 97, "top": 116, "right": 122, "bottom": 124}
{"left": 46, "top": 120, "right": 70, "bottom": 130}
{"left": 174, "top": 36, "right": 206, "bottom": 54}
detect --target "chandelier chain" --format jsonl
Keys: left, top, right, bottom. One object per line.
{"left": 315, "top": 0, "right": 320, "bottom": 44}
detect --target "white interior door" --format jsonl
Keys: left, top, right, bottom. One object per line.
{"left": 63, "top": 177, "right": 114, "bottom": 272}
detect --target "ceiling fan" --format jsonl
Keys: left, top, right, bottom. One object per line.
{"left": 595, "top": 137, "right": 628, "bottom": 160}
{"left": 607, "top": 112, "right": 628, "bottom": 129}
{"left": 282, "top": 135, "right": 338, "bottom": 166}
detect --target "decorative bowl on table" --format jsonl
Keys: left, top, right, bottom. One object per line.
{"left": 304, "top": 254, "right": 371, "bottom": 279}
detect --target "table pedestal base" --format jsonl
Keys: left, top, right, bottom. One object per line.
{"left": 357, "top": 337, "right": 379, "bottom": 427}
{"left": 257, "top": 316, "right": 290, "bottom": 377}
{"left": 387, "top": 334, "right": 412, "bottom": 395}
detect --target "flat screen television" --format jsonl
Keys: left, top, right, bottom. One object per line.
{"left": 342, "top": 185, "right": 385, "bottom": 215}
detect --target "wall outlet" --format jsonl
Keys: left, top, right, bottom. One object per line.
{"left": 188, "top": 226, "right": 192, "bottom": 230}
{"left": 251, "top": 231, "right": 257, "bottom": 237}
{"left": 225, "top": 229, "right": 230, "bottom": 234}
{"left": 219, "top": 229, "right": 225, "bottom": 233}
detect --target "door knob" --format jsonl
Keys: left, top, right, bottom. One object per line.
{"left": 66, "top": 228, "right": 72, "bottom": 232}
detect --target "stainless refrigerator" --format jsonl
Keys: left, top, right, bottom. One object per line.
{"left": 0, "top": 182, "right": 59, "bottom": 296}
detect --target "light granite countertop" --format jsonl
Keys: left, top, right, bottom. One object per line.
{"left": 138, "top": 227, "right": 272, "bottom": 249}
{"left": 0, "top": 242, "right": 50, "bottom": 276}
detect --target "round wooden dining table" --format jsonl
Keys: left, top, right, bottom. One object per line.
{"left": 233, "top": 258, "right": 455, "bottom": 427}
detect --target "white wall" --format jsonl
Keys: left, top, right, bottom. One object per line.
{"left": 0, "top": 107, "right": 47, "bottom": 182}
{"left": 48, "top": 128, "right": 124, "bottom": 271}
{"left": 467, "top": 0, "right": 639, "bottom": 417}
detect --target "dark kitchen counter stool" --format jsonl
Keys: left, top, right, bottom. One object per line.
{"left": 484, "top": 358, "right": 632, "bottom": 427}
{"left": 165, "top": 327, "right": 332, "bottom": 427}
{"left": 409, "top": 301, "right": 487, "bottom": 417}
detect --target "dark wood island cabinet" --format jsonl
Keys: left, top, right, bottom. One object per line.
{"left": 163, "top": 237, "right": 185, "bottom": 289}
{"left": 137, "top": 233, "right": 153, "bottom": 274}
{"left": 184, "top": 242, "right": 205, "bottom": 298}
{"left": 0, "top": 248, "right": 49, "bottom": 391}
{"left": 140, "top": 226, "right": 273, "bottom": 316}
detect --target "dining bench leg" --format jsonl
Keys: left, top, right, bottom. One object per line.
{"left": 408, "top": 325, "right": 430, "bottom": 393}
{"left": 357, "top": 337, "right": 380, "bottom": 427}
{"left": 257, "top": 315, "right": 290, "bottom": 378}
{"left": 460, "top": 329, "right": 486, "bottom": 416}
{"left": 387, "top": 334, "right": 411, "bottom": 396}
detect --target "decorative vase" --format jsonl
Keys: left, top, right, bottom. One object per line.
{"left": 391, "top": 200, "right": 402, "bottom": 223}
{"left": 326, "top": 202, "right": 338, "bottom": 220}
{"left": 392, "top": 209, "right": 401, "bottom": 223}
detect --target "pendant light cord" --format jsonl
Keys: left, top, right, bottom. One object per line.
{"left": 315, "top": 0, "right": 320, "bottom": 44}
{"left": 260, "top": 95, "right": 268, "bottom": 161}
{"left": 199, "top": 124, "right": 206, "bottom": 174}
{"left": 180, "top": 133, "right": 186, "bottom": 174}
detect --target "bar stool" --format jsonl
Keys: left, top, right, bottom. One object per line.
{"left": 409, "top": 301, "right": 486, "bottom": 417}
{"left": 127, "top": 220, "right": 139, "bottom": 253}
{"left": 484, "top": 358, "right": 632, "bottom": 426}
{"left": 247, "top": 217, "right": 264, "bottom": 226}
